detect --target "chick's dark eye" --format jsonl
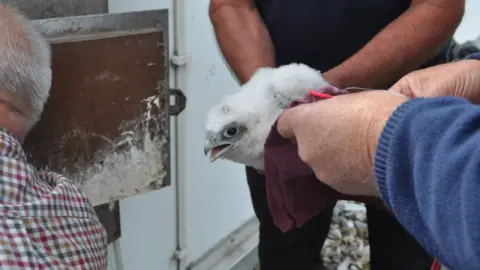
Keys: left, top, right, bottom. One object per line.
{"left": 224, "top": 127, "right": 238, "bottom": 138}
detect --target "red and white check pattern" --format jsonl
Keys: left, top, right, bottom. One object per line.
{"left": 0, "top": 128, "right": 108, "bottom": 269}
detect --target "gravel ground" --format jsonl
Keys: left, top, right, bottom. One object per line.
{"left": 322, "top": 201, "right": 370, "bottom": 270}
{"left": 324, "top": 201, "right": 449, "bottom": 270}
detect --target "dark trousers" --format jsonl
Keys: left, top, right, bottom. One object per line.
{"left": 246, "top": 167, "right": 434, "bottom": 270}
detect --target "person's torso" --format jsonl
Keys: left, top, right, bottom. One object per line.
{"left": 254, "top": 0, "right": 412, "bottom": 71}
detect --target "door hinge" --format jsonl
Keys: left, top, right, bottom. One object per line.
{"left": 169, "top": 88, "right": 187, "bottom": 116}
{"left": 171, "top": 54, "right": 191, "bottom": 66}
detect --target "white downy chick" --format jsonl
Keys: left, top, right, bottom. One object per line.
{"left": 203, "top": 63, "right": 329, "bottom": 170}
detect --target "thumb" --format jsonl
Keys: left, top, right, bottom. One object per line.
{"left": 276, "top": 109, "right": 297, "bottom": 140}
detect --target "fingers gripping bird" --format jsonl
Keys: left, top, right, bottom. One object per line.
{"left": 203, "top": 63, "right": 332, "bottom": 170}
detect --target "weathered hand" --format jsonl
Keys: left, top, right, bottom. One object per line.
{"left": 276, "top": 90, "right": 408, "bottom": 196}
{"left": 390, "top": 60, "right": 480, "bottom": 103}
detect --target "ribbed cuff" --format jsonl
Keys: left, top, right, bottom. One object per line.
{"left": 464, "top": 52, "right": 480, "bottom": 60}
{"left": 373, "top": 99, "right": 424, "bottom": 207}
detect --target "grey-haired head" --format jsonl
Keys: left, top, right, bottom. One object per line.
{"left": 0, "top": 5, "right": 51, "bottom": 140}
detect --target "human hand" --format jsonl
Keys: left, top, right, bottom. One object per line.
{"left": 390, "top": 60, "right": 480, "bottom": 103}
{"left": 276, "top": 90, "right": 408, "bottom": 196}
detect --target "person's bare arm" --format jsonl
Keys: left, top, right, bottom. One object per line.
{"left": 209, "top": 0, "right": 275, "bottom": 84}
{"left": 323, "top": 0, "right": 465, "bottom": 89}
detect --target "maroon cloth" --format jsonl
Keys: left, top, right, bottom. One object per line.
{"left": 264, "top": 86, "right": 389, "bottom": 233}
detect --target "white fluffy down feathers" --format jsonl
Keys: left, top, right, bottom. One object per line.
{"left": 204, "top": 63, "right": 329, "bottom": 170}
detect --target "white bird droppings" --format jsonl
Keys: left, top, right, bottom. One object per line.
{"left": 69, "top": 94, "right": 168, "bottom": 208}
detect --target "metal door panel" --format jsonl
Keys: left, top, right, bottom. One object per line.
{"left": 23, "top": 10, "right": 171, "bottom": 243}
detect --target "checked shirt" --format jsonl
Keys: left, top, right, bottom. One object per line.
{"left": 0, "top": 128, "right": 107, "bottom": 269}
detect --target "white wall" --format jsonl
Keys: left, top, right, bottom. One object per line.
{"left": 454, "top": 0, "right": 480, "bottom": 42}
{"left": 177, "top": 0, "right": 254, "bottom": 263}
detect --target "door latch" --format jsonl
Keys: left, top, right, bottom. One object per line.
{"left": 169, "top": 88, "right": 187, "bottom": 116}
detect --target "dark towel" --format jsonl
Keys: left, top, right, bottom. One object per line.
{"left": 264, "top": 86, "right": 389, "bottom": 233}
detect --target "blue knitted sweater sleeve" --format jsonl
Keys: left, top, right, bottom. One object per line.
{"left": 374, "top": 97, "right": 480, "bottom": 269}
{"left": 374, "top": 54, "right": 480, "bottom": 269}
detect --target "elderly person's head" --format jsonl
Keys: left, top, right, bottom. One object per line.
{"left": 0, "top": 6, "right": 51, "bottom": 141}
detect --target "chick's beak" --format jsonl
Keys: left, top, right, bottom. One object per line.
{"left": 204, "top": 139, "right": 214, "bottom": 156}
{"left": 204, "top": 132, "right": 232, "bottom": 162}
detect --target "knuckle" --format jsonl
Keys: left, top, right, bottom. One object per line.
{"left": 390, "top": 79, "right": 408, "bottom": 93}
{"left": 298, "top": 148, "right": 312, "bottom": 164}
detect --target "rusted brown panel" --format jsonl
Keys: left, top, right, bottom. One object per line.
{"left": 1, "top": 0, "right": 108, "bottom": 19}
{"left": 25, "top": 32, "right": 164, "bottom": 168}
{"left": 23, "top": 31, "right": 169, "bottom": 209}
